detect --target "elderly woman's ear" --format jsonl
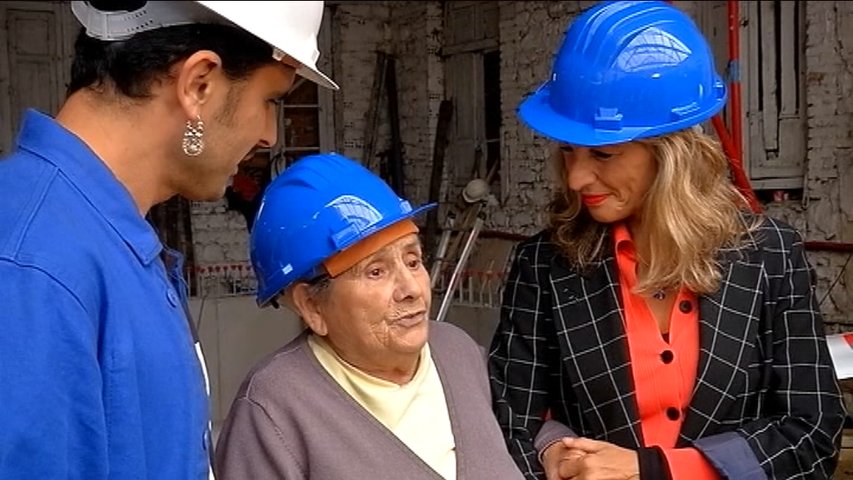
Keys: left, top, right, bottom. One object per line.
{"left": 290, "top": 283, "right": 328, "bottom": 336}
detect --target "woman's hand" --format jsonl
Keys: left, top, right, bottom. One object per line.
{"left": 541, "top": 438, "right": 586, "bottom": 480}
{"left": 556, "top": 437, "right": 639, "bottom": 480}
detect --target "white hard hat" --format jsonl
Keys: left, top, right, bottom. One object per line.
{"left": 70, "top": 1, "right": 338, "bottom": 90}
{"left": 462, "top": 178, "right": 490, "bottom": 204}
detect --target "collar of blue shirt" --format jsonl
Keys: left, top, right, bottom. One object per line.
{"left": 16, "top": 109, "right": 163, "bottom": 266}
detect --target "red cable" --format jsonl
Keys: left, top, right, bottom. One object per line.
{"left": 723, "top": 0, "right": 761, "bottom": 213}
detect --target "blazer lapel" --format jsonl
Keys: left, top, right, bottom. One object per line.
{"left": 549, "top": 254, "right": 644, "bottom": 448}
{"left": 679, "top": 249, "right": 764, "bottom": 443}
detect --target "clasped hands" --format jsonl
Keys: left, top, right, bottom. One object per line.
{"left": 542, "top": 437, "right": 640, "bottom": 480}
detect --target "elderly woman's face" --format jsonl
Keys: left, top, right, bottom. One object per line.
{"left": 317, "top": 233, "right": 431, "bottom": 368}
{"left": 560, "top": 141, "right": 656, "bottom": 224}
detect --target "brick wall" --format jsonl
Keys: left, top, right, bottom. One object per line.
{"left": 190, "top": 200, "right": 250, "bottom": 265}
{"left": 387, "top": 1, "right": 444, "bottom": 207}
{"left": 328, "top": 2, "right": 392, "bottom": 161}
{"left": 490, "top": 1, "right": 583, "bottom": 234}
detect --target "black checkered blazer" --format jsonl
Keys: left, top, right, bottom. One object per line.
{"left": 488, "top": 216, "right": 845, "bottom": 479}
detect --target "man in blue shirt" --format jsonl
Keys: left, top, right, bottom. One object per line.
{"left": 0, "top": 1, "right": 337, "bottom": 478}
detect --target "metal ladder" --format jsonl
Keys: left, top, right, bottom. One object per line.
{"left": 430, "top": 174, "right": 494, "bottom": 323}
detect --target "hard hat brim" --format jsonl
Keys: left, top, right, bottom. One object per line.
{"left": 196, "top": 1, "right": 338, "bottom": 91}
{"left": 295, "top": 64, "right": 339, "bottom": 91}
{"left": 518, "top": 82, "right": 727, "bottom": 147}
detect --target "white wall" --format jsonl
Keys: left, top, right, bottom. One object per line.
{"left": 191, "top": 296, "right": 306, "bottom": 429}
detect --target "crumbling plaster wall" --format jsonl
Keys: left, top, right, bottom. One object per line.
{"left": 799, "top": 1, "right": 853, "bottom": 328}
{"left": 328, "top": 2, "right": 393, "bottom": 162}
{"left": 489, "top": 1, "right": 591, "bottom": 233}
{"left": 384, "top": 1, "right": 445, "bottom": 207}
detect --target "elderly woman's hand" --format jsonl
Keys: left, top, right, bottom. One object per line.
{"left": 555, "top": 437, "right": 639, "bottom": 480}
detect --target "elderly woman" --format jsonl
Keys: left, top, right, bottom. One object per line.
{"left": 488, "top": 2, "right": 845, "bottom": 480}
{"left": 215, "top": 153, "right": 523, "bottom": 480}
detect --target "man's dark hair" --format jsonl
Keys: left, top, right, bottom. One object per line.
{"left": 67, "top": 1, "right": 276, "bottom": 99}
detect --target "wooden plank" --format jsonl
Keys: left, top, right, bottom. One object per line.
{"left": 0, "top": 1, "right": 73, "bottom": 156}
{"left": 442, "top": 38, "right": 499, "bottom": 57}
{"left": 471, "top": 52, "right": 485, "bottom": 180}
{"left": 758, "top": 117, "right": 805, "bottom": 178}
{"left": 8, "top": 8, "right": 60, "bottom": 134}
{"left": 759, "top": 0, "right": 778, "bottom": 153}
{"left": 747, "top": 1, "right": 805, "bottom": 188}
{"left": 384, "top": 55, "right": 404, "bottom": 196}
{"left": 424, "top": 99, "right": 454, "bottom": 263}
{"left": 745, "top": 1, "right": 768, "bottom": 179}
{"left": 362, "top": 51, "right": 387, "bottom": 171}
{"left": 446, "top": 4, "right": 476, "bottom": 47}
{"left": 779, "top": 0, "right": 798, "bottom": 116}
{"left": 446, "top": 52, "right": 481, "bottom": 185}
{"left": 746, "top": 0, "right": 761, "bottom": 114}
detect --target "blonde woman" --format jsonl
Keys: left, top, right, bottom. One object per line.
{"left": 487, "top": 2, "right": 844, "bottom": 480}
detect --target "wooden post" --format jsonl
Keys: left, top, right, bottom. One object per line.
{"left": 425, "top": 99, "right": 454, "bottom": 261}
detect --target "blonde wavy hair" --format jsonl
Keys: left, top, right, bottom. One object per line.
{"left": 548, "top": 127, "right": 761, "bottom": 296}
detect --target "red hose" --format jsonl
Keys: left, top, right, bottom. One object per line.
{"left": 724, "top": 0, "right": 760, "bottom": 212}
{"left": 715, "top": 0, "right": 762, "bottom": 213}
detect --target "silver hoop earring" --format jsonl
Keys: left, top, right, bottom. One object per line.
{"left": 182, "top": 116, "right": 205, "bottom": 157}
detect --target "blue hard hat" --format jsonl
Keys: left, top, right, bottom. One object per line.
{"left": 249, "top": 153, "right": 435, "bottom": 307}
{"left": 518, "top": 0, "right": 727, "bottom": 146}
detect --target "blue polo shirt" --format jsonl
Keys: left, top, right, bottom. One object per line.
{"left": 0, "top": 110, "right": 210, "bottom": 479}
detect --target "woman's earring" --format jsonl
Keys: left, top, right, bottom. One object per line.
{"left": 182, "top": 115, "right": 205, "bottom": 157}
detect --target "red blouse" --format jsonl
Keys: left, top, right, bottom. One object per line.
{"left": 613, "top": 224, "right": 719, "bottom": 479}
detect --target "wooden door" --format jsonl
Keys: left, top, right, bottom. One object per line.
{"left": 0, "top": 1, "right": 76, "bottom": 156}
